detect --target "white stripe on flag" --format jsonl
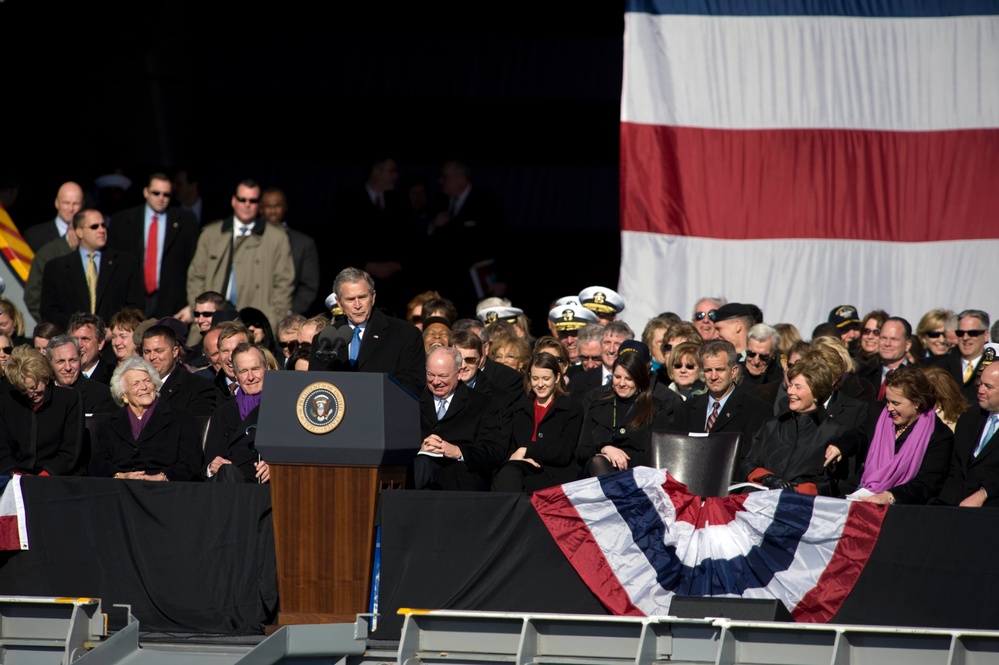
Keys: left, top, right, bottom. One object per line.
{"left": 623, "top": 13, "right": 999, "bottom": 130}
{"left": 0, "top": 476, "right": 29, "bottom": 550}
{"left": 618, "top": 231, "right": 999, "bottom": 339}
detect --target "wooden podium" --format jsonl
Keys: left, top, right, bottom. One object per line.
{"left": 256, "top": 371, "right": 418, "bottom": 625}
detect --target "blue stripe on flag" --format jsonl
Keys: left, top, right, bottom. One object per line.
{"left": 625, "top": 0, "right": 999, "bottom": 18}
{"left": 599, "top": 471, "right": 816, "bottom": 596}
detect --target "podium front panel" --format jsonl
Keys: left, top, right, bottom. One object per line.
{"left": 256, "top": 371, "right": 419, "bottom": 466}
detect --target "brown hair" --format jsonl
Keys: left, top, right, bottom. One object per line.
{"left": 787, "top": 357, "right": 837, "bottom": 405}
{"left": 884, "top": 364, "right": 935, "bottom": 413}
{"left": 524, "top": 352, "right": 568, "bottom": 398}
{"left": 921, "top": 366, "right": 965, "bottom": 422}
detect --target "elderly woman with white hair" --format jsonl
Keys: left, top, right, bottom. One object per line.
{"left": 89, "top": 356, "right": 203, "bottom": 481}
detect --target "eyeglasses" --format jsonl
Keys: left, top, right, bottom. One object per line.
{"left": 578, "top": 354, "right": 601, "bottom": 363}
{"left": 148, "top": 190, "right": 171, "bottom": 197}
{"left": 462, "top": 356, "right": 480, "bottom": 366}
{"left": 235, "top": 196, "right": 260, "bottom": 204}
{"left": 862, "top": 327, "right": 880, "bottom": 336}
{"left": 279, "top": 341, "right": 299, "bottom": 351}
{"left": 0, "top": 346, "right": 11, "bottom": 354}
{"left": 956, "top": 330, "right": 986, "bottom": 338}
{"left": 746, "top": 351, "right": 772, "bottom": 363}
{"left": 193, "top": 310, "right": 214, "bottom": 318}
{"left": 409, "top": 316, "right": 422, "bottom": 324}
{"left": 694, "top": 310, "right": 717, "bottom": 322}
{"left": 672, "top": 363, "right": 696, "bottom": 370}
{"left": 661, "top": 344, "right": 673, "bottom": 353}
{"left": 87, "top": 223, "right": 106, "bottom": 230}
{"left": 924, "top": 331, "right": 946, "bottom": 339}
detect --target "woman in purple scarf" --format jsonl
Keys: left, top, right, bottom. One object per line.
{"left": 853, "top": 365, "right": 954, "bottom": 505}
{"left": 203, "top": 343, "right": 270, "bottom": 483}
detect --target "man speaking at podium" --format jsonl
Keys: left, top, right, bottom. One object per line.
{"left": 308, "top": 267, "right": 425, "bottom": 395}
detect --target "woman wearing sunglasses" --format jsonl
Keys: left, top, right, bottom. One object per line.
{"left": 916, "top": 309, "right": 957, "bottom": 358}
{"left": 666, "top": 342, "right": 706, "bottom": 400}
{"left": 0, "top": 334, "right": 13, "bottom": 377}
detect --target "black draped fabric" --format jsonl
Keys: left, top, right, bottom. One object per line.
{"left": 374, "top": 491, "right": 999, "bottom": 640}
{"left": 0, "top": 477, "right": 277, "bottom": 634}
{"left": 371, "top": 490, "right": 606, "bottom": 639}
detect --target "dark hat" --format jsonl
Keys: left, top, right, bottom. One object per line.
{"left": 211, "top": 308, "right": 238, "bottom": 327}
{"left": 617, "top": 340, "right": 650, "bottom": 364}
{"left": 156, "top": 317, "right": 190, "bottom": 349}
{"left": 981, "top": 345, "right": 998, "bottom": 373}
{"left": 713, "top": 303, "right": 757, "bottom": 323}
{"left": 828, "top": 305, "right": 861, "bottom": 329}
{"left": 421, "top": 316, "right": 452, "bottom": 330}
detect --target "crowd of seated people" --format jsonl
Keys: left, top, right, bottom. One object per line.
{"left": 5, "top": 173, "right": 999, "bottom": 508}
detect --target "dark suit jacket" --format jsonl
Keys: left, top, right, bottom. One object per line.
{"left": 203, "top": 400, "right": 260, "bottom": 482}
{"left": 85, "top": 359, "right": 116, "bottom": 387}
{"left": 160, "top": 368, "right": 220, "bottom": 417}
{"left": 308, "top": 308, "right": 425, "bottom": 395}
{"left": 419, "top": 382, "right": 506, "bottom": 474}
{"left": 89, "top": 401, "right": 202, "bottom": 481}
{"left": 108, "top": 204, "right": 199, "bottom": 317}
{"left": 0, "top": 384, "right": 85, "bottom": 476}
{"left": 568, "top": 366, "right": 606, "bottom": 401}
{"left": 936, "top": 409, "right": 999, "bottom": 506}
{"left": 40, "top": 248, "right": 144, "bottom": 330}
{"left": 678, "top": 385, "right": 771, "bottom": 462}
{"left": 23, "top": 218, "right": 61, "bottom": 252}
{"left": 70, "top": 376, "right": 116, "bottom": 414}
{"left": 926, "top": 350, "right": 983, "bottom": 405}
{"left": 285, "top": 226, "right": 320, "bottom": 314}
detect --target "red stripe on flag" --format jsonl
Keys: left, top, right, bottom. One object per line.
{"left": 0, "top": 246, "right": 32, "bottom": 266}
{"left": 791, "top": 502, "right": 886, "bottom": 623}
{"left": 663, "top": 476, "right": 749, "bottom": 527}
{"left": 621, "top": 122, "right": 999, "bottom": 242}
{"left": 531, "top": 486, "right": 644, "bottom": 616}
{"left": 0, "top": 515, "right": 21, "bottom": 550}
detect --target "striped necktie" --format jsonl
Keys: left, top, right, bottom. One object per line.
{"left": 706, "top": 401, "right": 720, "bottom": 432}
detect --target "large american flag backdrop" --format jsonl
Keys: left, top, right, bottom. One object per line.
{"left": 618, "top": 1, "right": 999, "bottom": 329}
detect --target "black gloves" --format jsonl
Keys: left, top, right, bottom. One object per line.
{"left": 759, "top": 475, "right": 795, "bottom": 491}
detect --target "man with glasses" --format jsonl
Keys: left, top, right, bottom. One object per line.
{"left": 741, "top": 323, "right": 782, "bottom": 388}
{"left": 568, "top": 321, "right": 634, "bottom": 401}
{"left": 186, "top": 179, "right": 295, "bottom": 331}
{"left": 928, "top": 309, "right": 991, "bottom": 404}
{"left": 40, "top": 209, "right": 143, "bottom": 330}
{"left": 108, "top": 172, "right": 199, "bottom": 318}
{"left": 691, "top": 296, "right": 725, "bottom": 340}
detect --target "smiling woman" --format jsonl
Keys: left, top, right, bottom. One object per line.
{"left": 742, "top": 358, "right": 848, "bottom": 495}
{"left": 846, "top": 365, "right": 954, "bottom": 505}
{"left": 492, "top": 353, "right": 583, "bottom": 492}
{"left": 90, "top": 357, "right": 203, "bottom": 481}
{"left": 0, "top": 346, "right": 85, "bottom": 476}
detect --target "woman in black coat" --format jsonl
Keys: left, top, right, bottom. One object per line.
{"left": 492, "top": 353, "right": 583, "bottom": 492}
{"left": 742, "top": 357, "right": 847, "bottom": 495}
{"left": 0, "top": 346, "right": 85, "bottom": 476}
{"left": 89, "top": 356, "right": 202, "bottom": 481}
{"left": 577, "top": 349, "right": 673, "bottom": 477}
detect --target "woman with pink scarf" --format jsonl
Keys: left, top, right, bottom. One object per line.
{"left": 851, "top": 365, "right": 954, "bottom": 505}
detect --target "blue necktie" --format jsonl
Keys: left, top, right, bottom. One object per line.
{"left": 976, "top": 415, "right": 998, "bottom": 457}
{"left": 437, "top": 399, "right": 447, "bottom": 420}
{"left": 349, "top": 326, "right": 361, "bottom": 366}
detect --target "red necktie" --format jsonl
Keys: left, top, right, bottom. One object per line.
{"left": 706, "top": 401, "right": 720, "bottom": 432}
{"left": 144, "top": 213, "right": 158, "bottom": 295}
{"left": 877, "top": 377, "right": 887, "bottom": 401}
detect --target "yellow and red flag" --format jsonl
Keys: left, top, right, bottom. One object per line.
{"left": 0, "top": 201, "right": 34, "bottom": 284}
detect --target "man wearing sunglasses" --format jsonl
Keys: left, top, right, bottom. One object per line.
{"left": 741, "top": 323, "right": 782, "bottom": 388}
{"left": 108, "top": 173, "right": 199, "bottom": 318}
{"left": 186, "top": 179, "right": 295, "bottom": 332}
{"left": 927, "top": 309, "right": 991, "bottom": 405}
{"left": 691, "top": 297, "right": 724, "bottom": 341}
{"left": 40, "top": 209, "right": 144, "bottom": 331}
